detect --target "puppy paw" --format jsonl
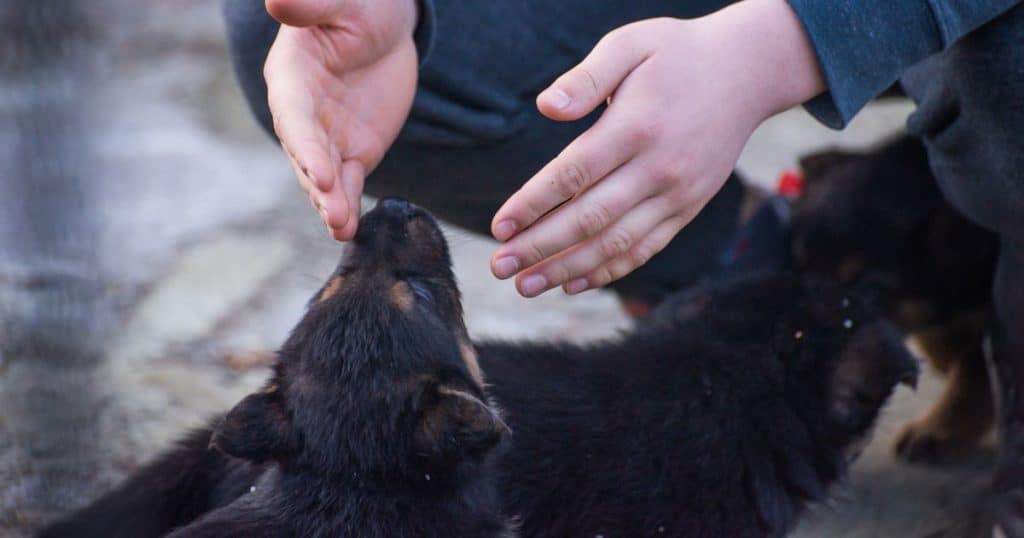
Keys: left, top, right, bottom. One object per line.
{"left": 893, "top": 421, "right": 969, "bottom": 464}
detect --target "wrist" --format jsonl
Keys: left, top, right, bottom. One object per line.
{"left": 705, "top": 0, "right": 825, "bottom": 121}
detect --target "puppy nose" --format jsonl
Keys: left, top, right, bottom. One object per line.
{"left": 377, "top": 197, "right": 414, "bottom": 218}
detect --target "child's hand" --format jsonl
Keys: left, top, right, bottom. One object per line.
{"left": 490, "top": 0, "right": 824, "bottom": 297}
{"left": 264, "top": 0, "right": 419, "bottom": 240}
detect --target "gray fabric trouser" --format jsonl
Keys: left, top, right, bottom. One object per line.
{"left": 901, "top": 3, "right": 1024, "bottom": 516}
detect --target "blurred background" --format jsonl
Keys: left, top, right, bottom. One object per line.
{"left": 0, "top": 0, "right": 995, "bottom": 536}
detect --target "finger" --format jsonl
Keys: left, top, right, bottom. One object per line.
{"left": 492, "top": 161, "right": 660, "bottom": 279}
{"left": 512, "top": 196, "right": 672, "bottom": 296}
{"left": 265, "top": 0, "right": 344, "bottom": 27}
{"left": 285, "top": 150, "right": 315, "bottom": 195}
{"left": 265, "top": 32, "right": 337, "bottom": 193}
{"left": 537, "top": 29, "right": 651, "bottom": 121}
{"left": 284, "top": 150, "right": 328, "bottom": 217}
{"left": 318, "top": 176, "right": 352, "bottom": 231}
{"left": 570, "top": 214, "right": 693, "bottom": 293}
{"left": 491, "top": 111, "right": 653, "bottom": 242}
{"left": 330, "top": 159, "right": 365, "bottom": 241}
{"left": 292, "top": 150, "right": 351, "bottom": 233}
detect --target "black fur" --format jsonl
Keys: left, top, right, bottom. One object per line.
{"left": 789, "top": 135, "right": 998, "bottom": 327}
{"left": 789, "top": 136, "right": 999, "bottom": 463}
{"left": 38, "top": 428, "right": 263, "bottom": 537}
{"left": 41, "top": 200, "right": 916, "bottom": 538}
{"left": 42, "top": 198, "right": 512, "bottom": 538}
{"left": 482, "top": 274, "right": 916, "bottom": 537}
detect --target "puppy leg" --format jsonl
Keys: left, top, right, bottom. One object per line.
{"left": 39, "top": 427, "right": 258, "bottom": 538}
{"left": 894, "top": 312, "right": 993, "bottom": 463}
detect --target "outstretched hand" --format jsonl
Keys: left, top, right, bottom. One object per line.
{"left": 264, "top": 0, "right": 419, "bottom": 240}
{"left": 489, "top": 0, "right": 824, "bottom": 297}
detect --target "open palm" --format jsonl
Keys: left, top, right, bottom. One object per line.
{"left": 264, "top": 0, "right": 419, "bottom": 239}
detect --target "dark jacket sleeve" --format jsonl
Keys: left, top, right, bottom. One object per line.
{"left": 787, "top": 0, "right": 1022, "bottom": 128}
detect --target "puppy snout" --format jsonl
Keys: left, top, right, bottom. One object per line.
{"left": 376, "top": 197, "right": 417, "bottom": 219}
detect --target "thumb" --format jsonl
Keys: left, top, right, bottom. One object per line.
{"left": 537, "top": 30, "right": 651, "bottom": 121}
{"left": 265, "top": 0, "right": 343, "bottom": 27}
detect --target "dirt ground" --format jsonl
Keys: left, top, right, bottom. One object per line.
{"left": 0, "top": 1, "right": 998, "bottom": 536}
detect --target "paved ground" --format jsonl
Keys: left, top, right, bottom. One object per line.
{"left": 0, "top": 1, "right": 997, "bottom": 536}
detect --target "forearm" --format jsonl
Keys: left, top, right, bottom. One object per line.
{"left": 787, "top": 0, "right": 1022, "bottom": 127}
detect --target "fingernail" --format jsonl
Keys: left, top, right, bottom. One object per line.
{"left": 494, "top": 220, "right": 517, "bottom": 241}
{"left": 545, "top": 89, "right": 572, "bottom": 110}
{"left": 494, "top": 256, "right": 519, "bottom": 279}
{"left": 521, "top": 274, "right": 547, "bottom": 296}
{"left": 564, "top": 278, "right": 588, "bottom": 295}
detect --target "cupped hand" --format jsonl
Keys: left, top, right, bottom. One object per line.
{"left": 489, "top": 0, "right": 824, "bottom": 297}
{"left": 264, "top": 0, "right": 419, "bottom": 240}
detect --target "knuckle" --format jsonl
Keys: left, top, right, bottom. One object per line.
{"left": 625, "top": 122, "right": 661, "bottom": 147}
{"left": 630, "top": 243, "right": 657, "bottom": 268}
{"left": 549, "top": 263, "right": 572, "bottom": 287}
{"left": 575, "top": 68, "right": 600, "bottom": 100}
{"left": 574, "top": 202, "right": 612, "bottom": 238}
{"left": 609, "top": 258, "right": 634, "bottom": 281}
{"left": 604, "top": 265, "right": 625, "bottom": 283}
{"left": 526, "top": 242, "right": 547, "bottom": 266}
{"left": 591, "top": 266, "right": 615, "bottom": 288}
{"left": 602, "top": 27, "right": 636, "bottom": 51}
{"left": 554, "top": 161, "right": 591, "bottom": 199}
{"left": 599, "top": 227, "right": 633, "bottom": 259}
{"left": 663, "top": 186, "right": 690, "bottom": 207}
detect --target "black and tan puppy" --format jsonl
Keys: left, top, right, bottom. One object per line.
{"left": 790, "top": 135, "right": 999, "bottom": 463}
{"left": 42, "top": 200, "right": 915, "bottom": 538}
{"left": 482, "top": 274, "right": 917, "bottom": 537}
{"left": 41, "top": 198, "right": 513, "bottom": 538}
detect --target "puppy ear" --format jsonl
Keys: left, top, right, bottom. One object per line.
{"left": 798, "top": 149, "right": 856, "bottom": 181}
{"left": 210, "top": 385, "right": 297, "bottom": 462}
{"left": 830, "top": 321, "right": 918, "bottom": 428}
{"left": 413, "top": 384, "right": 508, "bottom": 467}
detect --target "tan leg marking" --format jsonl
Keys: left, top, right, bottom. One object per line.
{"left": 895, "top": 311, "right": 993, "bottom": 463}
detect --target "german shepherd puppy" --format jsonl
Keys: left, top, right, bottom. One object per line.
{"left": 41, "top": 200, "right": 916, "bottom": 537}
{"left": 484, "top": 274, "right": 917, "bottom": 537}
{"left": 41, "top": 198, "right": 513, "bottom": 538}
{"left": 789, "top": 135, "right": 999, "bottom": 463}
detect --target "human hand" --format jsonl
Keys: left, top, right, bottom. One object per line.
{"left": 264, "top": 0, "right": 419, "bottom": 240}
{"left": 489, "top": 0, "right": 824, "bottom": 297}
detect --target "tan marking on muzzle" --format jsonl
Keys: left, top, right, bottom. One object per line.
{"left": 390, "top": 281, "right": 415, "bottom": 311}
{"left": 319, "top": 276, "right": 344, "bottom": 302}
{"left": 459, "top": 339, "right": 484, "bottom": 387}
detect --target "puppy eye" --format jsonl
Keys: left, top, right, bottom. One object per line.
{"left": 405, "top": 278, "right": 435, "bottom": 306}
